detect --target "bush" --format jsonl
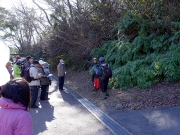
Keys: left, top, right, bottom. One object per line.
{"left": 92, "top": 9, "right": 180, "bottom": 89}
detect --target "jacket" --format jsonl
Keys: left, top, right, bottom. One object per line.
{"left": 57, "top": 63, "right": 65, "bottom": 77}
{"left": 13, "top": 64, "right": 21, "bottom": 78}
{"left": 7, "top": 68, "right": 14, "bottom": 80}
{"left": 24, "top": 61, "right": 31, "bottom": 69}
{"left": 29, "top": 65, "right": 42, "bottom": 86}
{"left": 0, "top": 98, "right": 33, "bottom": 135}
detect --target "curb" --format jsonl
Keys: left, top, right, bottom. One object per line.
{"left": 53, "top": 76, "right": 133, "bottom": 135}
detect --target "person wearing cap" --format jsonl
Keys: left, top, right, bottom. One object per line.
{"left": 25, "top": 55, "right": 33, "bottom": 69}
{"left": 99, "top": 57, "right": 110, "bottom": 99}
{"left": 21, "top": 55, "right": 33, "bottom": 77}
{"left": 38, "top": 60, "right": 50, "bottom": 102}
{"left": 15, "top": 55, "right": 21, "bottom": 63}
{"left": 90, "top": 58, "right": 98, "bottom": 82}
{"left": 57, "top": 59, "right": 66, "bottom": 91}
{"left": 43, "top": 62, "right": 51, "bottom": 100}
{"left": 29, "top": 60, "right": 43, "bottom": 108}
{"left": 13, "top": 60, "right": 22, "bottom": 78}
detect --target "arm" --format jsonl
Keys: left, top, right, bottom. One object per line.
{"left": 30, "top": 67, "right": 42, "bottom": 79}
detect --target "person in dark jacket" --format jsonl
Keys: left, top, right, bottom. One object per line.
{"left": 99, "top": 57, "right": 110, "bottom": 99}
{"left": 21, "top": 56, "right": 33, "bottom": 78}
{"left": 24, "top": 55, "right": 33, "bottom": 69}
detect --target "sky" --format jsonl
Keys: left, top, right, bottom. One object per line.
{"left": 0, "top": 0, "right": 33, "bottom": 10}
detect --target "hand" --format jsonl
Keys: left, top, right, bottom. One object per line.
{"left": 49, "top": 80, "right": 52, "bottom": 85}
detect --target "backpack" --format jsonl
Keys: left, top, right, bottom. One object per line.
{"left": 23, "top": 67, "right": 34, "bottom": 82}
{"left": 94, "top": 65, "right": 103, "bottom": 77}
{"left": 101, "top": 64, "right": 112, "bottom": 78}
{"left": 21, "top": 65, "right": 25, "bottom": 77}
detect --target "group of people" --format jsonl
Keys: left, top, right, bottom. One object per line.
{"left": 0, "top": 55, "right": 53, "bottom": 134}
{"left": 90, "top": 57, "right": 112, "bottom": 100}
{"left": 0, "top": 39, "right": 68, "bottom": 135}
{"left": 0, "top": 47, "right": 109, "bottom": 134}
{"left": 5, "top": 55, "right": 51, "bottom": 108}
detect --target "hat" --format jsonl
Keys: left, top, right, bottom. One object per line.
{"left": 16, "top": 60, "right": 22, "bottom": 64}
{"left": 93, "top": 58, "right": 97, "bottom": 60}
{"left": 33, "top": 60, "right": 40, "bottom": 65}
{"left": 16, "top": 55, "right": 21, "bottom": 60}
{"left": 99, "top": 57, "right": 105, "bottom": 62}
{"left": 43, "top": 62, "right": 49, "bottom": 68}
{"left": 26, "top": 55, "right": 33, "bottom": 61}
{"left": 60, "top": 59, "right": 64, "bottom": 64}
{"left": 39, "top": 60, "right": 45, "bottom": 65}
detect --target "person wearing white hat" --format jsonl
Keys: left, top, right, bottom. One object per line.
{"left": 57, "top": 59, "right": 66, "bottom": 91}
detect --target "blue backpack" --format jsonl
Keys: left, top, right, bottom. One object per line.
{"left": 94, "top": 65, "right": 103, "bottom": 77}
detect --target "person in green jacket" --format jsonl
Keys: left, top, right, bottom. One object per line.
{"left": 13, "top": 60, "right": 22, "bottom": 78}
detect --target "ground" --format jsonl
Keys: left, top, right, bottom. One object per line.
{"left": 64, "top": 69, "right": 180, "bottom": 110}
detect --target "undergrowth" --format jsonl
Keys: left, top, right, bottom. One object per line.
{"left": 92, "top": 8, "right": 180, "bottom": 89}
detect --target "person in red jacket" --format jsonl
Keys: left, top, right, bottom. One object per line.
{"left": 0, "top": 78, "right": 33, "bottom": 135}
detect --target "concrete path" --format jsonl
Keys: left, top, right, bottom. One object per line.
{"left": 30, "top": 75, "right": 180, "bottom": 135}
{"left": 105, "top": 106, "right": 180, "bottom": 135}
{"left": 30, "top": 77, "right": 112, "bottom": 135}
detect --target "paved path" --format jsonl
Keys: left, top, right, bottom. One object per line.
{"left": 105, "top": 106, "right": 180, "bottom": 135}
{"left": 30, "top": 75, "right": 180, "bottom": 135}
{"left": 30, "top": 77, "right": 112, "bottom": 135}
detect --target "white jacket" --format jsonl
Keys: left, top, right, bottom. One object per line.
{"left": 29, "top": 65, "right": 42, "bottom": 86}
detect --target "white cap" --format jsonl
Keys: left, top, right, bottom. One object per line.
{"left": 39, "top": 60, "right": 45, "bottom": 65}
{"left": 60, "top": 59, "right": 64, "bottom": 64}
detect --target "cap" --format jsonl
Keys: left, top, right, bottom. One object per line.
{"left": 60, "top": 59, "right": 64, "bottom": 64}
{"left": 16, "top": 55, "right": 21, "bottom": 60}
{"left": 33, "top": 60, "right": 40, "bottom": 65}
{"left": 26, "top": 55, "right": 33, "bottom": 61}
{"left": 16, "top": 60, "right": 22, "bottom": 65}
{"left": 99, "top": 57, "right": 105, "bottom": 62}
{"left": 39, "top": 60, "right": 45, "bottom": 65}
{"left": 43, "top": 62, "right": 49, "bottom": 68}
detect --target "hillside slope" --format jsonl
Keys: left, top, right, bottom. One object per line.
{"left": 65, "top": 69, "right": 180, "bottom": 110}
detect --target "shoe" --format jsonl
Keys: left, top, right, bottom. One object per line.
{"left": 31, "top": 105, "right": 39, "bottom": 108}
{"left": 46, "top": 98, "right": 50, "bottom": 100}
{"left": 102, "top": 96, "right": 107, "bottom": 100}
{"left": 59, "top": 89, "right": 64, "bottom": 91}
{"left": 41, "top": 100, "right": 48, "bottom": 102}
{"left": 106, "top": 93, "right": 109, "bottom": 97}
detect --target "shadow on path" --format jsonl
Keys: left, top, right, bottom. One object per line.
{"left": 30, "top": 101, "right": 55, "bottom": 135}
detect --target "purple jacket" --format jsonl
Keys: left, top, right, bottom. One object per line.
{"left": 7, "top": 68, "right": 14, "bottom": 80}
{"left": 0, "top": 98, "right": 33, "bottom": 135}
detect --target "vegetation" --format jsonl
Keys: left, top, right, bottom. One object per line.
{"left": 92, "top": 0, "right": 180, "bottom": 89}
{"left": 1, "top": 0, "right": 180, "bottom": 89}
